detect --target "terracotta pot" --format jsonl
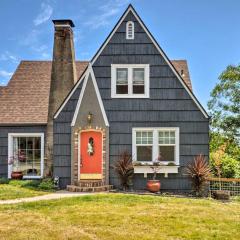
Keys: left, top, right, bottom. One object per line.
{"left": 11, "top": 171, "right": 23, "bottom": 180}
{"left": 147, "top": 180, "right": 161, "bottom": 193}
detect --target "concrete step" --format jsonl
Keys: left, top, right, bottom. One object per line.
{"left": 67, "top": 184, "right": 113, "bottom": 193}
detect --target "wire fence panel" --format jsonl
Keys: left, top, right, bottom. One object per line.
{"left": 208, "top": 178, "right": 240, "bottom": 196}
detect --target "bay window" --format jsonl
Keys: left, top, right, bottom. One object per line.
{"left": 132, "top": 128, "right": 179, "bottom": 165}
{"left": 111, "top": 64, "right": 149, "bottom": 98}
{"left": 8, "top": 133, "right": 44, "bottom": 178}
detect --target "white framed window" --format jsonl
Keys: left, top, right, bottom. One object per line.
{"left": 8, "top": 133, "right": 44, "bottom": 179}
{"left": 132, "top": 128, "right": 179, "bottom": 165}
{"left": 126, "top": 21, "right": 134, "bottom": 39}
{"left": 111, "top": 64, "right": 149, "bottom": 98}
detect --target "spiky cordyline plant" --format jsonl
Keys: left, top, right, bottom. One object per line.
{"left": 113, "top": 151, "right": 134, "bottom": 191}
{"left": 185, "top": 154, "right": 211, "bottom": 196}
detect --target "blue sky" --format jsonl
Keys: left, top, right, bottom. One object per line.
{"left": 0, "top": 0, "right": 239, "bottom": 109}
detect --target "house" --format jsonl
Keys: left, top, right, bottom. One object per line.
{"left": 0, "top": 5, "right": 209, "bottom": 192}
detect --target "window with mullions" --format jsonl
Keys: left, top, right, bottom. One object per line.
{"left": 111, "top": 64, "right": 149, "bottom": 98}
{"left": 136, "top": 131, "right": 153, "bottom": 162}
{"left": 158, "top": 131, "right": 176, "bottom": 162}
{"left": 133, "top": 128, "right": 179, "bottom": 164}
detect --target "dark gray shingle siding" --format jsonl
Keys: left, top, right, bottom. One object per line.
{"left": 53, "top": 11, "right": 209, "bottom": 191}
{"left": 53, "top": 82, "right": 82, "bottom": 188}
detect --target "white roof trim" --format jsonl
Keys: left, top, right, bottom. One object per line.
{"left": 54, "top": 70, "right": 87, "bottom": 119}
{"left": 71, "top": 64, "right": 109, "bottom": 127}
{"left": 91, "top": 5, "right": 209, "bottom": 119}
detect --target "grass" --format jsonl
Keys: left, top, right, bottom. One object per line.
{"left": 0, "top": 184, "right": 49, "bottom": 200}
{"left": 0, "top": 179, "right": 55, "bottom": 200}
{"left": 0, "top": 193, "right": 239, "bottom": 240}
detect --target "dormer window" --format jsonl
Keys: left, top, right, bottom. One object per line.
{"left": 111, "top": 64, "right": 150, "bottom": 98}
{"left": 126, "top": 21, "right": 134, "bottom": 39}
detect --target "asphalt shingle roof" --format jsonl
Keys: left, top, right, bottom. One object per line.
{"left": 0, "top": 60, "right": 191, "bottom": 124}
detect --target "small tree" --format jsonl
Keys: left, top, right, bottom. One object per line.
{"left": 113, "top": 151, "right": 134, "bottom": 191}
{"left": 185, "top": 154, "right": 211, "bottom": 196}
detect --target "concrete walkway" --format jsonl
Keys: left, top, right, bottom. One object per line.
{"left": 0, "top": 191, "right": 93, "bottom": 205}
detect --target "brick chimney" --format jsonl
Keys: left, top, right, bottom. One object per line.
{"left": 45, "top": 19, "right": 77, "bottom": 175}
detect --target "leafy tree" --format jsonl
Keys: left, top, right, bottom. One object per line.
{"left": 208, "top": 64, "right": 240, "bottom": 141}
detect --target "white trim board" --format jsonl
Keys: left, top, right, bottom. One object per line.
{"left": 132, "top": 127, "right": 180, "bottom": 165}
{"left": 111, "top": 64, "right": 149, "bottom": 98}
{"left": 90, "top": 5, "right": 209, "bottom": 118}
{"left": 71, "top": 64, "right": 109, "bottom": 127}
{"left": 8, "top": 133, "right": 44, "bottom": 179}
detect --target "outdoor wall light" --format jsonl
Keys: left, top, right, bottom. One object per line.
{"left": 87, "top": 112, "right": 93, "bottom": 125}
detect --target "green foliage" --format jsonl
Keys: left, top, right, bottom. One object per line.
{"left": 7, "top": 179, "right": 55, "bottom": 191}
{"left": 209, "top": 132, "right": 240, "bottom": 178}
{"left": 0, "top": 178, "right": 10, "bottom": 184}
{"left": 210, "top": 154, "right": 240, "bottom": 178}
{"left": 38, "top": 178, "right": 55, "bottom": 191}
{"left": 185, "top": 154, "right": 211, "bottom": 196}
{"left": 208, "top": 64, "right": 240, "bottom": 141}
{"left": 113, "top": 151, "right": 134, "bottom": 190}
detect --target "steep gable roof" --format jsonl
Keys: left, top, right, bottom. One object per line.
{"left": 90, "top": 4, "right": 208, "bottom": 118}
{"left": 0, "top": 61, "right": 88, "bottom": 124}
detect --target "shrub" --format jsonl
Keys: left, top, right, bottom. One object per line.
{"left": 38, "top": 178, "right": 55, "bottom": 191}
{"left": 0, "top": 178, "right": 10, "bottom": 184}
{"left": 185, "top": 154, "right": 211, "bottom": 196}
{"left": 210, "top": 153, "right": 240, "bottom": 178}
{"left": 113, "top": 151, "right": 134, "bottom": 191}
{"left": 221, "top": 155, "right": 240, "bottom": 178}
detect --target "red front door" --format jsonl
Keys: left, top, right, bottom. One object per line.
{"left": 80, "top": 131, "right": 102, "bottom": 179}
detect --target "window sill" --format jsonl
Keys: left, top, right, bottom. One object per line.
{"left": 111, "top": 94, "right": 149, "bottom": 98}
{"left": 133, "top": 165, "right": 179, "bottom": 178}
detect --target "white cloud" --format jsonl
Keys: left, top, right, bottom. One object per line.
{"left": 0, "top": 70, "right": 13, "bottom": 78}
{"left": 0, "top": 51, "right": 19, "bottom": 63}
{"left": 84, "top": 0, "right": 130, "bottom": 29}
{"left": 34, "top": 3, "right": 53, "bottom": 26}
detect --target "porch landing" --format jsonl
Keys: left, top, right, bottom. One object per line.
{"left": 67, "top": 180, "right": 113, "bottom": 192}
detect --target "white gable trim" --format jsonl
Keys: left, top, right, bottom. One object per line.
{"left": 54, "top": 70, "right": 87, "bottom": 119}
{"left": 91, "top": 5, "right": 209, "bottom": 118}
{"left": 71, "top": 64, "right": 109, "bottom": 127}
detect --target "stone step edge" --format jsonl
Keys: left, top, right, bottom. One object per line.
{"left": 67, "top": 185, "right": 113, "bottom": 192}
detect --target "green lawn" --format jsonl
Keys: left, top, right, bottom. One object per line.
{"left": 0, "top": 184, "right": 49, "bottom": 200}
{"left": 0, "top": 194, "right": 239, "bottom": 240}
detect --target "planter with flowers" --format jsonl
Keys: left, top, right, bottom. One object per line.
{"left": 8, "top": 150, "right": 25, "bottom": 180}
{"left": 133, "top": 155, "right": 180, "bottom": 193}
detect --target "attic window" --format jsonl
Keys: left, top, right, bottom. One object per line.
{"left": 126, "top": 21, "right": 134, "bottom": 39}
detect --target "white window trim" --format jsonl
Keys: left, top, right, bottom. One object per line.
{"left": 132, "top": 127, "right": 179, "bottom": 165}
{"left": 111, "top": 64, "right": 149, "bottom": 98}
{"left": 8, "top": 133, "right": 44, "bottom": 179}
{"left": 126, "top": 21, "right": 134, "bottom": 39}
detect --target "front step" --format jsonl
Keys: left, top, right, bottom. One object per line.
{"left": 76, "top": 180, "right": 105, "bottom": 188}
{"left": 67, "top": 184, "right": 113, "bottom": 192}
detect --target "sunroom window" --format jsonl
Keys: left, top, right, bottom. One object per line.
{"left": 8, "top": 133, "right": 44, "bottom": 178}
{"left": 133, "top": 128, "right": 179, "bottom": 164}
{"left": 111, "top": 64, "right": 149, "bottom": 98}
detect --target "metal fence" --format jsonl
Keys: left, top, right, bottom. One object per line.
{"left": 208, "top": 177, "right": 240, "bottom": 196}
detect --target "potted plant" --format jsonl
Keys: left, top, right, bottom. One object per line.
{"left": 8, "top": 150, "right": 25, "bottom": 180}
{"left": 146, "top": 155, "right": 163, "bottom": 193}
